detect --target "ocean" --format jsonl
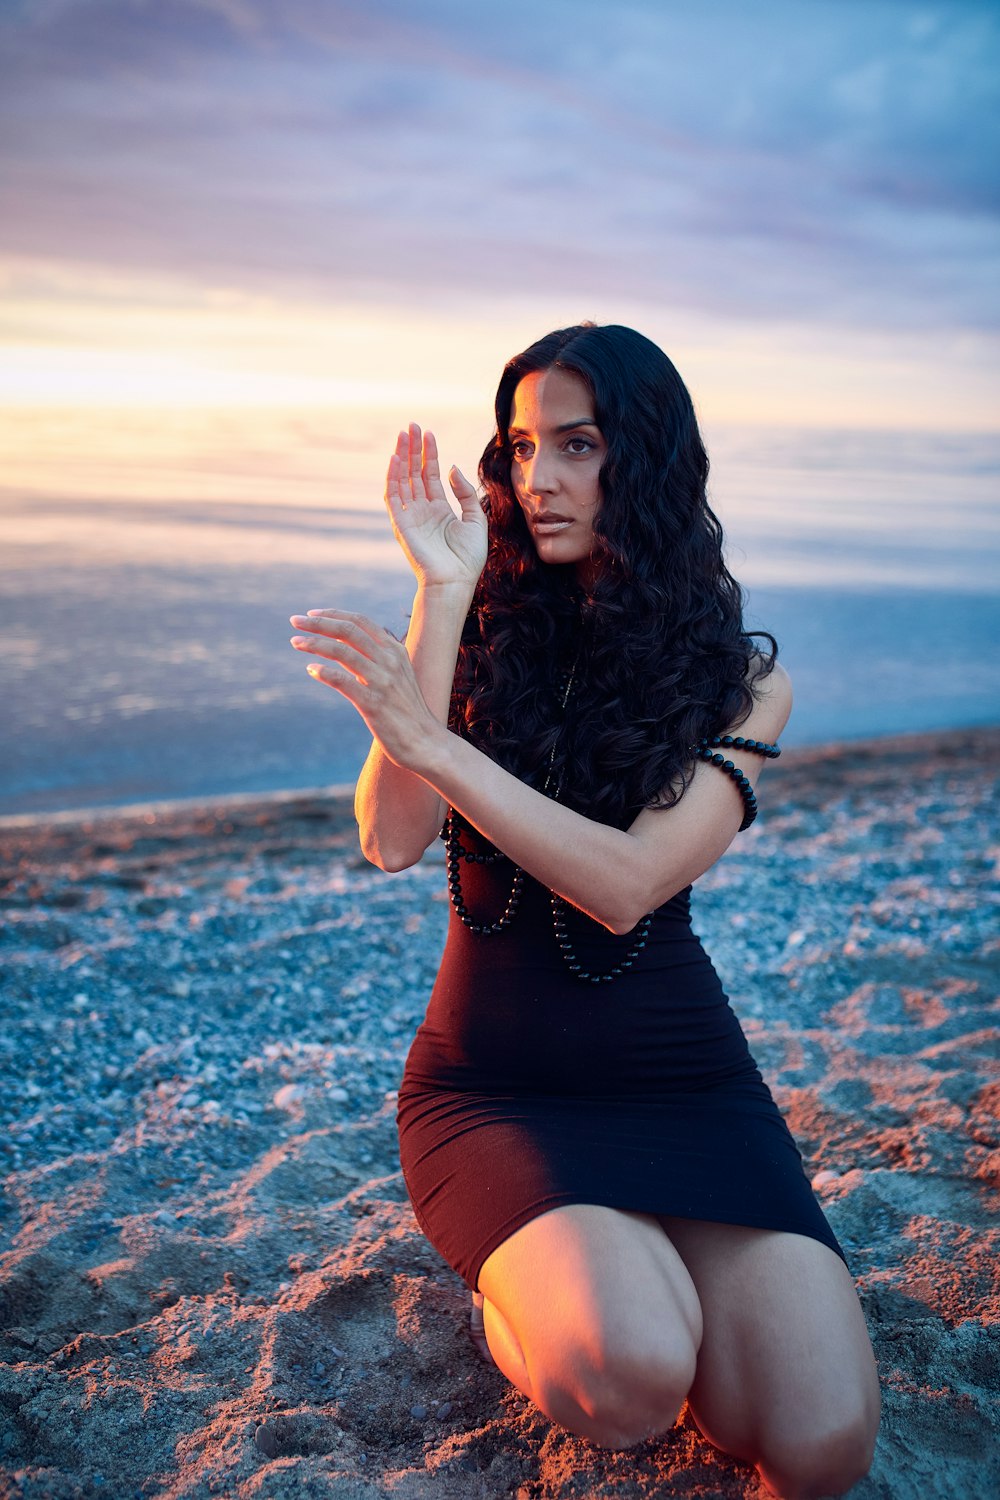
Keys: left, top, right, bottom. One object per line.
{"left": 1, "top": 414, "right": 998, "bottom": 818}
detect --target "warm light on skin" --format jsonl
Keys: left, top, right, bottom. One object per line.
{"left": 509, "top": 367, "right": 607, "bottom": 588}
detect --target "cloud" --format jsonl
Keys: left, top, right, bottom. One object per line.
{"left": 0, "top": 0, "right": 997, "bottom": 330}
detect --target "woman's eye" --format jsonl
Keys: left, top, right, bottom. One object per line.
{"left": 509, "top": 436, "right": 595, "bottom": 459}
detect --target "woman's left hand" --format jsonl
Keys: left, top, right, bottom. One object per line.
{"left": 289, "top": 607, "right": 443, "bottom": 772}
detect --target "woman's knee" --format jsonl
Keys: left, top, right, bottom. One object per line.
{"left": 756, "top": 1403, "right": 880, "bottom": 1500}
{"left": 535, "top": 1335, "right": 698, "bottom": 1450}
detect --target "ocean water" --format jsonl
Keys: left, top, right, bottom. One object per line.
{"left": 1, "top": 417, "right": 998, "bottom": 817}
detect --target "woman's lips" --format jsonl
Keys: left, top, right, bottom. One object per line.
{"left": 530, "top": 515, "right": 573, "bottom": 534}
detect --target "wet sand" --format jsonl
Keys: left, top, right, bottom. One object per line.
{"left": 1, "top": 726, "right": 997, "bottom": 1498}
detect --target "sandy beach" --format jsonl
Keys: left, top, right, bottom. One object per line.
{"left": 0, "top": 725, "right": 997, "bottom": 1499}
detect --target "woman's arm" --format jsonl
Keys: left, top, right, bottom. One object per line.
{"left": 414, "top": 661, "right": 793, "bottom": 932}
{"left": 292, "top": 425, "right": 487, "bottom": 871}
{"left": 351, "top": 581, "right": 471, "bottom": 869}
{"left": 292, "top": 606, "right": 793, "bottom": 931}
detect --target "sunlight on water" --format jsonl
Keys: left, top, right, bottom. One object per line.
{"left": 1, "top": 407, "right": 998, "bottom": 813}
{"left": 0, "top": 405, "right": 492, "bottom": 508}
{"left": 3, "top": 405, "right": 998, "bottom": 587}
{"left": 0, "top": 499, "right": 402, "bottom": 574}
{"left": 705, "top": 424, "right": 999, "bottom": 590}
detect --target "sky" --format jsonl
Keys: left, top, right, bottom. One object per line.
{"left": 0, "top": 0, "right": 998, "bottom": 476}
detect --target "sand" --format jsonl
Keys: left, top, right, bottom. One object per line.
{"left": 0, "top": 726, "right": 997, "bottom": 1499}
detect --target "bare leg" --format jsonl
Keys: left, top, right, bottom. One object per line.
{"left": 659, "top": 1216, "right": 881, "bottom": 1499}
{"left": 476, "top": 1203, "right": 703, "bottom": 1450}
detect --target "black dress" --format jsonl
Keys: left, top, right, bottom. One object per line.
{"left": 396, "top": 811, "right": 846, "bottom": 1292}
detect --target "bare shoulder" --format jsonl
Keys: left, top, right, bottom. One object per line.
{"left": 749, "top": 653, "right": 792, "bottom": 709}
{"left": 738, "top": 653, "right": 793, "bottom": 741}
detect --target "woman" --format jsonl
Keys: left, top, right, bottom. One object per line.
{"left": 289, "top": 323, "right": 880, "bottom": 1498}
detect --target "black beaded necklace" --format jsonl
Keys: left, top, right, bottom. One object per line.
{"left": 443, "top": 656, "right": 783, "bottom": 983}
{"left": 443, "top": 652, "right": 657, "bottom": 984}
{"left": 444, "top": 813, "right": 524, "bottom": 935}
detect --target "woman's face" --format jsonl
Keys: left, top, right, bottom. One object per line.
{"left": 508, "top": 367, "right": 607, "bottom": 587}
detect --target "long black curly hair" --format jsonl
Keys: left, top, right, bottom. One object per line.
{"left": 450, "top": 322, "right": 778, "bottom": 827}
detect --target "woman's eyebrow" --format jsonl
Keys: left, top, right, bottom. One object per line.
{"left": 508, "top": 419, "right": 600, "bottom": 436}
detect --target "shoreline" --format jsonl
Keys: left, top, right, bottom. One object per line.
{"left": 1, "top": 722, "right": 997, "bottom": 1498}
{"left": 1, "top": 720, "right": 995, "bottom": 835}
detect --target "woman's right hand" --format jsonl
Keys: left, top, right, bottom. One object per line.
{"left": 385, "top": 424, "right": 488, "bottom": 592}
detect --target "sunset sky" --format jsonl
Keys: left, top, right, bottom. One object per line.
{"left": 1, "top": 0, "right": 998, "bottom": 502}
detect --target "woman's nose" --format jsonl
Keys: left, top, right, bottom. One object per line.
{"left": 522, "top": 447, "right": 557, "bottom": 494}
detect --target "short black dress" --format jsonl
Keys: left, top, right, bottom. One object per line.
{"left": 397, "top": 810, "right": 846, "bottom": 1292}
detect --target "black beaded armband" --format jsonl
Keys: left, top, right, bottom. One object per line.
{"left": 694, "top": 734, "right": 781, "bottom": 831}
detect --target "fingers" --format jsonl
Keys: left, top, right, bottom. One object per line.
{"left": 385, "top": 430, "right": 410, "bottom": 508}
{"left": 304, "top": 659, "right": 365, "bottom": 699}
{"left": 421, "top": 429, "right": 441, "bottom": 493}
{"left": 408, "top": 421, "right": 422, "bottom": 493}
{"left": 302, "top": 656, "right": 380, "bottom": 722}
{"left": 291, "top": 604, "right": 411, "bottom": 677}
{"left": 384, "top": 423, "right": 448, "bottom": 508}
{"left": 289, "top": 608, "right": 399, "bottom": 649}
{"left": 385, "top": 426, "right": 424, "bottom": 509}
{"left": 290, "top": 627, "right": 380, "bottom": 682}
{"left": 386, "top": 421, "right": 428, "bottom": 503}
{"left": 385, "top": 448, "right": 398, "bottom": 493}
{"left": 291, "top": 615, "right": 410, "bottom": 727}
{"left": 448, "top": 465, "right": 484, "bottom": 517}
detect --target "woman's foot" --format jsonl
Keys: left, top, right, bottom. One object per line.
{"left": 469, "top": 1291, "right": 495, "bottom": 1366}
